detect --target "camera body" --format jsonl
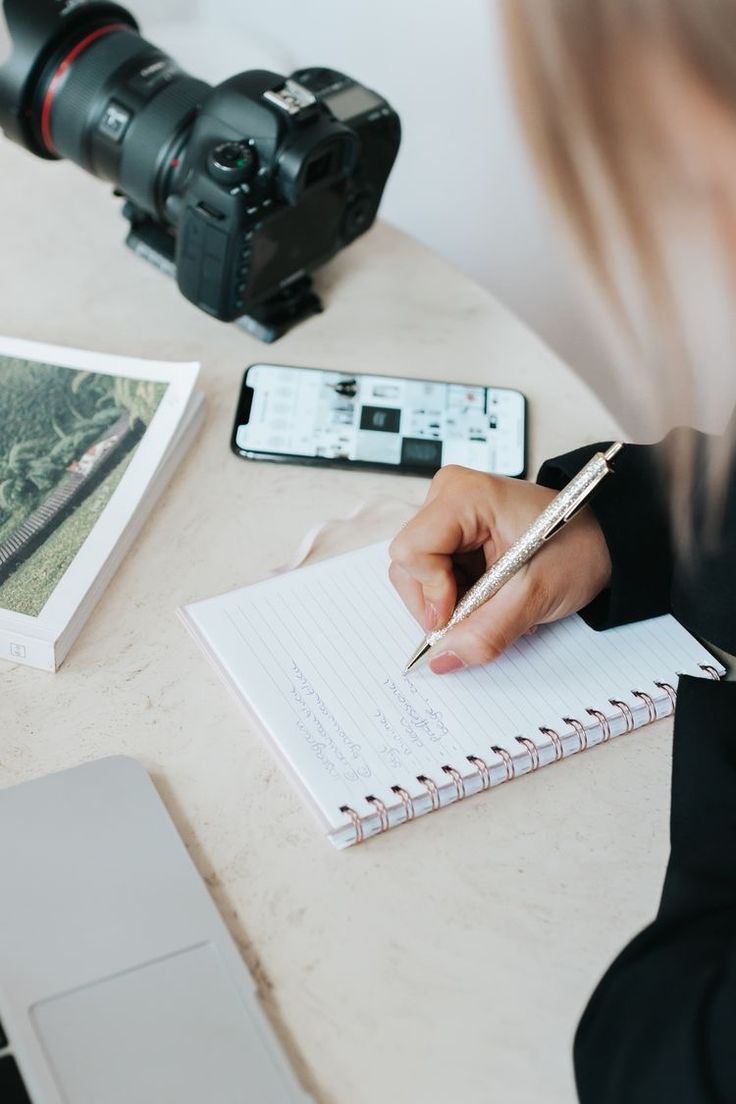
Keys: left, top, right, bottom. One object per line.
{"left": 0, "top": 1, "right": 400, "bottom": 337}
{"left": 169, "top": 68, "right": 400, "bottom": 323}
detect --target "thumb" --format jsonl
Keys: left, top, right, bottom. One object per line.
{"left": 428, "top": 573, "right": 541, "bottom": 674}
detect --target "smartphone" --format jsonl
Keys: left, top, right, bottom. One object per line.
{"left": 231, "top": 363, "right": 527, "bottom": 477}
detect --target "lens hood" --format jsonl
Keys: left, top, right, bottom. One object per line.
{"left": 0, "top": 0, "right": 136, "bottom": 153}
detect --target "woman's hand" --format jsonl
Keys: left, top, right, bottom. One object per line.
{"left": 389, "top": 465, "right": 612, "bottom": 674}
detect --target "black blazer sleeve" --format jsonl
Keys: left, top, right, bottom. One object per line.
{"left": 574, "top": 676, "right": 736, "bottom": 1103}
{"left": 537, "top": 441, "right": 675, "bottom": 629}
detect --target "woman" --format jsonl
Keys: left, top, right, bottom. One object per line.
{"left": 389, "top": 3, "right": 736, "bottom": 1101}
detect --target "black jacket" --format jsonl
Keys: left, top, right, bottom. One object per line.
{"left": 538, "top": 435, "right": 736, "bottom": 1104}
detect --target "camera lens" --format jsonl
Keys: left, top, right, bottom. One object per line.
{"left": 44, "top": 29, "right": 210, "bottom": 219}
{"left": 0, "top": 1, "right": 211, "bottom": 220}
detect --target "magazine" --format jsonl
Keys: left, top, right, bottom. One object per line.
{"left": 0, "top": 336, "right": 204, "bottom": 670}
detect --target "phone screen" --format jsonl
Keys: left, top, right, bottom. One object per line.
{"left": 232, "top": 363, "right": 526, "bottom": 476}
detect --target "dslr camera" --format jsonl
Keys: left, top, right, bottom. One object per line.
{"left": 0, "top": 0, "right": 400, "bottom": 339}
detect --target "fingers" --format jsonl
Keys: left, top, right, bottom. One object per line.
{"left": 388, "top": 561, "right": 426, "bottom": 626}
{"left": 390, "top": 466, "right": 611, "bottom": 676}
{"left": 427, "top": 571, "right": 546, "bottom": 674}
{"left": 389, "top": 495, "right": 469, "bottom": 628}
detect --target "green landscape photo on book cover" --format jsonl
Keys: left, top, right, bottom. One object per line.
{"left": 0, "top": 356, "right": 167, "bottom": 617}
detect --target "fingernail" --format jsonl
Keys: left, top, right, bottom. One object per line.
{"left": 430, "top": 651, "right": 465, "bottom": 675}
{"left": 424, "top": 602, "right": 439, "bottom": 631}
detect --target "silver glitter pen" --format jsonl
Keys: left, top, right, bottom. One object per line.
{"left": 404, "top": 442, "right": 624, "bottom": 673}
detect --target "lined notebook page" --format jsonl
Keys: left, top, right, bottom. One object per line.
{"left": 182, "top": 542, "right": 721, "bottom": 847}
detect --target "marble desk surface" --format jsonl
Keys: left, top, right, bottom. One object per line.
{"left": 0, "top": 139, "right": 672, "bottom": 1104}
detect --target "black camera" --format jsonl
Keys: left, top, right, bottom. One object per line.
{"left": 0, "top": 0, "right": 400, "bottom": 340}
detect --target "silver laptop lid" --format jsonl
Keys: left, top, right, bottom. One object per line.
{"left": 0, "top": 757, "right": 313, "bottom": 1104}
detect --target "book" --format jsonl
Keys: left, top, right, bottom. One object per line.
{"left": 181, "top": 541, "right": 724, "bottom": 849}
{"left": 0, "top": 336, "right": 204, "bottom": 671}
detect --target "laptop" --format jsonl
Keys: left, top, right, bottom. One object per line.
{"left": 0, "top": 757, "right": 314, "bottom": 1103}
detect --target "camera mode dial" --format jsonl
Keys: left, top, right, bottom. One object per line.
{"left": 207, "top": 141, "right": 258, "bottom": 185}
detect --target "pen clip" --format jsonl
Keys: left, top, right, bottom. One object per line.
{"left": 541, "top": 444, "right": 623, "bottom": 541}
{"left": 541, "top": 481, "right": 603, "bottom": 541}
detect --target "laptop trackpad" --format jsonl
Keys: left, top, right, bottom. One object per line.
{"left": 32, "top": 944, "right": 293, "bottom": 1103}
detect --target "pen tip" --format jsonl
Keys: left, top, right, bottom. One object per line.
{"left": 404, "top": 641, "right": 432, "bottom": 673}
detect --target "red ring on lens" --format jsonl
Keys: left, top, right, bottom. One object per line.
{"left": 40, "top": 23, "right": 128, "bottom": 155}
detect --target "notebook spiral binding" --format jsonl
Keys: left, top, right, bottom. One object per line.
{"left": 339, "top": 664, "right": 720, "bottom": 844}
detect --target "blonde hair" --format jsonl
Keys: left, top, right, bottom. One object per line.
{"left": 503, "top": 0, "right": 736, "bottom": 539}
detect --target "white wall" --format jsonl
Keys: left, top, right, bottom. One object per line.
{"left": 144, "top": 0, "right": 610, "bottom": 399}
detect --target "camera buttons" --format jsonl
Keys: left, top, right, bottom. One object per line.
{"left": 99, "top": 101, "right": 131, "bottom": 143}
{"left": 207, "top": 142, "right": 258, "bottom": 185}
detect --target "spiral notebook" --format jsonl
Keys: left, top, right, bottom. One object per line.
{"left": 181, "top": 542, "right": 724, "bottom": 848}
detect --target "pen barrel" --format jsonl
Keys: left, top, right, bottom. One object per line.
{"left": 426, "top": 450, "right": 612, "bottom": 647}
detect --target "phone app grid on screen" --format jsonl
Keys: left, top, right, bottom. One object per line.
{"left": 235, "top": 365, "right": 525, "bottom": 475}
